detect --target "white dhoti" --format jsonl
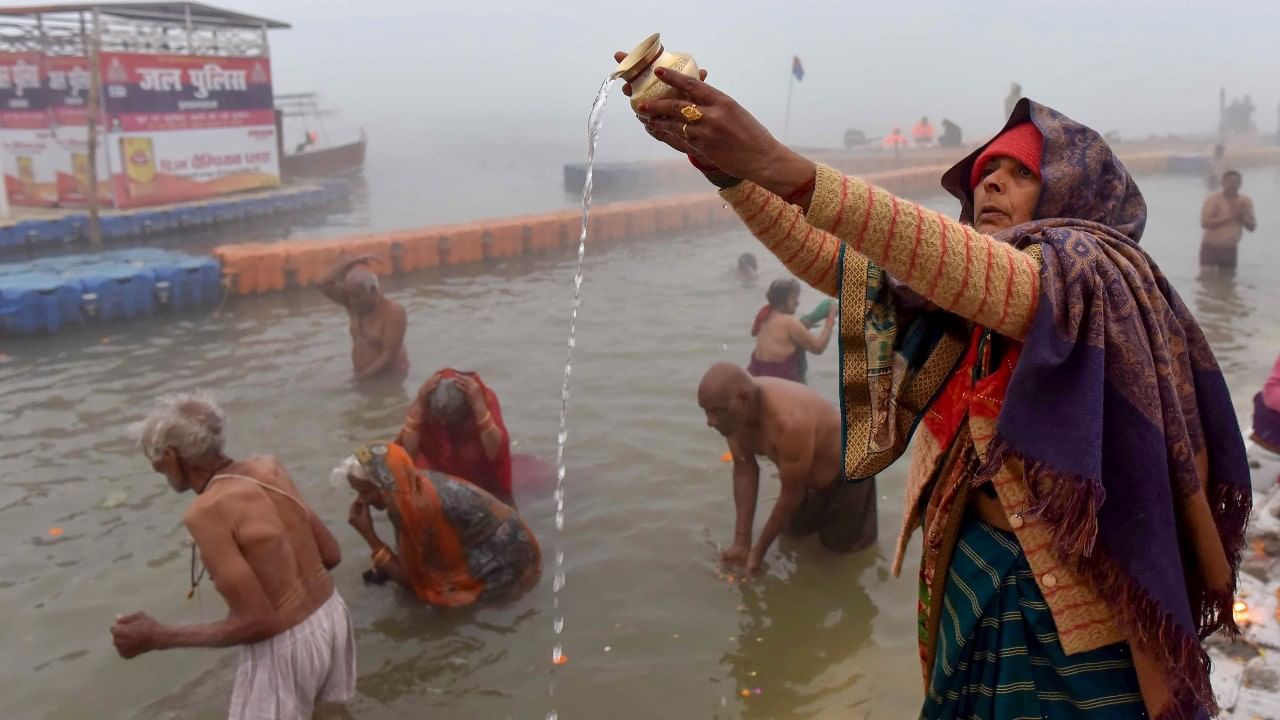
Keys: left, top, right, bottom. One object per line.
{"left": 228, "top": 590, "right": 356, "bottom": 719}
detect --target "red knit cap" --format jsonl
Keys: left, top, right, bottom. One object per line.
{"left": 970, "top": 122, "right": 1043, "bottom": 189}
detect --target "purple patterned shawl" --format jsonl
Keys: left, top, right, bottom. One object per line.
{"left": 935, "top": 99, "right": 1252, "bottom": 719}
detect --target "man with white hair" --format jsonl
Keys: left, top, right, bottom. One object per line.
{"left": 319, "top": 255, "right": 409, "bottom": 380}
{"left": 111, "top": 391, "right": 355, "bottom": 719}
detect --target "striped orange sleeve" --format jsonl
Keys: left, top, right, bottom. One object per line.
{"left": 720, "top": 180, "right": 846, "bottom": 297}
{"left": 804, "top": 164, "right": 1040, "bottom": 339}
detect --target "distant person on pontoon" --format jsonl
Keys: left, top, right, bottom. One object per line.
{"left": 337, "top": 442, "right": 540, "bottom": 607}
{"left": 912, "top": 116, "right": 935, "bottom": 146}
{"left": 295, "top": 131, "right": 319, "bottom": 154}
{"left": 748, "top": 278, "right": 835, "bottom": 384}
{"left": 938, "top": 118, "right": 963, "bottom": 149}
{"left": 1200, "top": 170, "right": 1256, "bottom": 273}
{"left": 113, "top": 392, "right": 354, "bottom": 718}
{"left": 882, "top": 127, "right": 908, "bottom": 151}
{"left": 698, "top": 362, "right": 877, "bottom": 574}
{"left": 319, "top": 255, "right": 409, "bottom": 381}
{"left": 736, "top": 252, "right": 758, "bottom": 282}
{"left": 1206, "top": 144, "right": 1227, "bottom": 190}
{"left": 397, "top": 369, "right": 516, "bottom": 507}
{"left": 1004, "top": 82, "right": 1022, "bottom": 118}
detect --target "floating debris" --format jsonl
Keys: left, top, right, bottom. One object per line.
{"left": 101, "top": 490, "right": 129, "bottom": 509}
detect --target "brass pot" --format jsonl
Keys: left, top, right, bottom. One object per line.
{"left": 612, "top": 33, "right": 698, "bottom": 119}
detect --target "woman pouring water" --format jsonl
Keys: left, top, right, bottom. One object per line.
{"left": 617, "top": 53, "right": 1250, "bottom": 718}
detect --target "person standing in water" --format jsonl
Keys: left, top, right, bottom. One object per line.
{"left": 112, "top": 392, "right": 354, "bottom": 718}
{"left": 1200, "top": 170, "right": 1257, "bottom": 273}
{"left": 622, "top": 53, "right": 1248, "bottom": 717}
{"left": 698, "top": 363, "right": 877, "bottom": 574}
{"left": 319, "top": 255, "right": 409, "bottom": 380}
{"left": 748, "top": 278, "right": 835, "bottom": 384}
{"left": 336, "top": 442, "right": 540, "bottom": 607}
{"left": 736, "top": 252, "right": 758, "bottom": 282}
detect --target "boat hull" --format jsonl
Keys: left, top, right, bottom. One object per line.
{"left": 281, "top": 138, "right": 366, "bottom": 179}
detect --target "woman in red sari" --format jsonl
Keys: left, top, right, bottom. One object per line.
{"left": 397, "top": 369, "right": 514, "bottom": 507}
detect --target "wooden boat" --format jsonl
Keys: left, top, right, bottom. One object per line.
{"left": 274, "top": 93, "right": 366, "bottom": 179}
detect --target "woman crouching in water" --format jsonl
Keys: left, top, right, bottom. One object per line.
{"left": 336, "top": 442, "right": 540, "bottom": 607}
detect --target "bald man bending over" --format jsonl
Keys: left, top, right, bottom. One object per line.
{"left": 319, "top": 255, "right": 409, "bottom": 380}
{"left": 698, "top": 362, "right": 877, "bottom": 573}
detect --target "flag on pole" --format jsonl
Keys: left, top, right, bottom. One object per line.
{"left": 792, "top": 56, "right": 805, "bottom": 82}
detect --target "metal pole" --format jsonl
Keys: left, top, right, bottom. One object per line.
{"left": 783, "top": 72, "right": 794, "bottom": 145}
{"left": 185, "top": 4, "right": 194, "bottom": 53}
{"left": 84, "top": 8, "right": 103, "bottom": 246}
{"left": 1219, "top": 87, "right": 1226, "bottom": 142}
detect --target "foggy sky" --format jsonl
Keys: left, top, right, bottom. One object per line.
{"left": 3, "top": 0, "right": 1274, "bottom": 224}
{"left": 245, "top": 0, "right": 1279, "bottom": 159}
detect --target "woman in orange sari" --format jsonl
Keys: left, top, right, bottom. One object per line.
{"left": 398, "top": 369, "right": 514, "bottom": 507}
{"left": 337, "top": 442, "right": 540, "bottom": 607}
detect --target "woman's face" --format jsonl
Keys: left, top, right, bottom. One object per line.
{"left": 972, "top": 155, "right": 1042, "bottom": 234}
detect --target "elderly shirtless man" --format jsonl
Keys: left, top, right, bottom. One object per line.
{"left": 319, "top": 255, "right": 409, "bottom": 380}
{"left": 698, "top": 362, "right": 877, "bottom": 573}
{"left": 112, "top": 392, "right": 354, "bottom": 718}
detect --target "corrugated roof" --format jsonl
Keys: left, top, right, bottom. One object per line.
{"left": 0, "top": 2, "right": 289, "bottom": 29}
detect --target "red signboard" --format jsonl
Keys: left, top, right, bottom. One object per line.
{"left": 96, "top": 53, "right": 278, "bottom": 208}
{"left": 0, "top": 51, "right": 58, "bottom": 206}
{"left": 0, "top": 51, "right": 280, "bottom": 209}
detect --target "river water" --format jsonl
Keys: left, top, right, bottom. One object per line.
{"left": 1, "top": 167, "right": 1276, "bottom": 719}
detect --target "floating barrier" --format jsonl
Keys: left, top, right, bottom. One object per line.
{"left": 0, "top": 178, "right": 353, "bottom": 256}
{"left": 209, "top": 146, "right": 1280, "bottom": 299}
{"left": 0, "top": 248, "right": 221, "bottom": 336}
{"left": 6, "top": 147, "right": 1278, "bottom": 337}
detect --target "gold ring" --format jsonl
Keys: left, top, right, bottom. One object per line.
{"left": 680, "top": 105, "right": 704, "bottom": 123}
{"left": 682, "top": 123, "right": 690, "bottom": 139}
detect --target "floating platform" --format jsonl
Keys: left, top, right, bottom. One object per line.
{"left": 0, "top": 248, "right": 221, "bottom": 336}
{"left": 0, "top": 178, "right": 353, "bottom": 255}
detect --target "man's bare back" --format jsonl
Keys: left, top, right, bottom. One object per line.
{"left": 115, "top": 393, "right": 354, "bottom": 715}
{"left": 189, "top": 455, "right": 335, "bottom": 633}
{"left": 730, "top": 377, "right": 841, "bottom": 485}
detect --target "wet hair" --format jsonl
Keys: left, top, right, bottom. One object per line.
{"left": 765, "top": 278, "right": 801, "bottom": 309}
{"left": 1223, "top": 170, "right": 1241, "bottom": 181}
{"left": 738, "top": 252, "right": 757, "bottom": 271}
{"left": 133, "top": 391, "right": 225, "bottom": 465}
{"left": 429, "top": 378, "right": 468, "bottom": 420}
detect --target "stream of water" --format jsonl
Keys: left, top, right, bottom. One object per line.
{"left": 547, "top": 75, "right": 619, "bottom": 720}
